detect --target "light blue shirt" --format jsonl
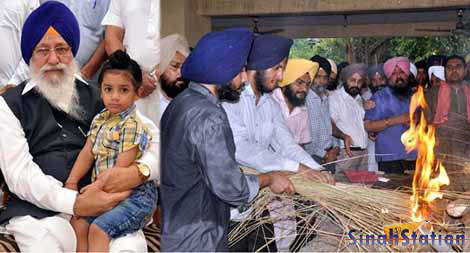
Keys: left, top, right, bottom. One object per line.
{"left": 304, "top": 89, "right": 334, "bottom": 158}
{"left": 222, "top": 85, "right": 322, "bottom": 173}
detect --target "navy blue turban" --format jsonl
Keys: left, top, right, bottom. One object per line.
{"left": 181, "top": 28, "right": 254, "bottom": 85}
{"left": 246, "top": 35, "right": 293, "bottom": 70}
{"left": 310, "top": 55, "right": 331, "bottom": 77}
{"left": 21, "top": 1, "right": 80, "bottom": 65}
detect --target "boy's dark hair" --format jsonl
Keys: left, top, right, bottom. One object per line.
{"left": 98, "top": 50, "right": 142, "bottom": 90}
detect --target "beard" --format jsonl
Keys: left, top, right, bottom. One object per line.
{"left": 327, "top": 79, "right": 338, "bottom": 91}
{"left": 160, "top": 74, "right": 189, "bottom": 99}
{"left": 283, "top": 87, "right": 306, "bottom": 107}
{"left": 311, "top": 84, "right": 327, "bottom": 96}
{"left": 345, "top": 86, "right": 360, "bottom": 97}
{"left": 390, "top": 80, "right": 412, "bottom": 98}
{"left": 254, "top": 70, "right": 276, "bottom": 96}
{"left": 30, "top": 60, "right": 85, "bottom": 121}
{"left": 217, "top": 81, "right": 245, "bottom": 102}
{"left": 370, "top": 84, "right": 386, "bottom": 93}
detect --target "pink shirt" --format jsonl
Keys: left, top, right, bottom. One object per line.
{"left": 271, "top": 88, "right": 311, "bottom": 145}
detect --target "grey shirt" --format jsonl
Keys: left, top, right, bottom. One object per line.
{"left": 160, "top": 82, "right": 259, "bottom": 252}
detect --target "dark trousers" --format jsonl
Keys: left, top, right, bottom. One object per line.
{"left": 378, "top": 160, "right": 416, "bottom": 174}
{"left": 229, "top": 200, "right": 317, "bottom": 252}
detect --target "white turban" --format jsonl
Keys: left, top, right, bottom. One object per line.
{"left": 160, "top": 34, "right": 190, "bottom": 74}
{"left": 410, "top": 63, "right": 417, "bottom": 78}
{"left": 428, "top": 66, "right": 445, "bottom": 81}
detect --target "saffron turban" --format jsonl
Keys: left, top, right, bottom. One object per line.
{"left": 247, "top": 35, "right": 293, "bottom": 70}
{"left": 181, "top": 28, "right": 253, "bottom": 85}
{"left": 21, "top": 1, "right": 80, "bottom": 65}
{"left": 383, "top": 57, "right": 410, "bottom": 79}
{"left": 280, "top": 59, "right": 319, "bottom": 87}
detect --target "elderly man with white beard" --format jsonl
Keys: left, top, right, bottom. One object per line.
{"left": 0, "top": 2, "right": 160, "bottom": 252}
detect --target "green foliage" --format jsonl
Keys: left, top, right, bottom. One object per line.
{"left": 290, "top": 35, "right": 470, "bottom": 63}
{"left": 290, "top": 38, "right": 346, "bottom": 62}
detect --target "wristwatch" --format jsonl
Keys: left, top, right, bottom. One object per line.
{"left": 137, "top": 164, "right": 150, "bottom": 179}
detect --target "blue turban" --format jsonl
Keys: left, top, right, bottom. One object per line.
{"left": 246, "top": 35, "right": 293, "bottom": 70}
{"left": 181, "top": 28, "right": 253, "bottom": 85}
{"left": 21, "top": 1, "right": 80, "bottom": 65}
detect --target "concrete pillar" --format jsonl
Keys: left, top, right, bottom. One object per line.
{"left": 161, "top": 0, "right": 211, "bottom": 46}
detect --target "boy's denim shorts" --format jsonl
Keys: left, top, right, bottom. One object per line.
{"left": 86, "top": 181, "right": 157, "bottom": 239}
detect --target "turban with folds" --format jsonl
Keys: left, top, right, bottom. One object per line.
{"left": 181, "top": 28, "right": 253, "bottom": 85}
{"left": 247, "top": 35, "right": 293, "bottom": 70}
{"left": 280, "top": 59, "right": 319, "bottom": 87}
{"left": 21, "top": 1, "right": 80, "bottom": 65}
{"left": 383, "top": 57, "right": 410, "bottom": 79}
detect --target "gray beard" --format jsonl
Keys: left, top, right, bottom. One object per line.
{"left": 30, "top": 60, "right": 86, "bottom": 121}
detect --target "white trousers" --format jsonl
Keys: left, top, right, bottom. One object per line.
{"left": 5, "top": 214, "right": 147, "bottom": 252}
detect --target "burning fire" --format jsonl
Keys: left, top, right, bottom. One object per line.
{"left": 401, "top": 86, "right": 449, "bottom": 222}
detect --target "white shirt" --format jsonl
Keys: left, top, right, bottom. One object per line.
{"left": 0, "top": 0, "right": 41, "bottom": 85}
{"left": 102, "top": 0, "right": 160, "bottom": 71}
{"left": 0, "top": 79, "right": 160, "bottom": 216}
{"left": 222, "top": 85, "right": 321, "bottom": 173}
{"left": 329, "top": 87, "right": 368, "bottom": 149}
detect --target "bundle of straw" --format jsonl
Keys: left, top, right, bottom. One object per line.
{"left": 230, "top": 167, "right": 469, "bottom": 251}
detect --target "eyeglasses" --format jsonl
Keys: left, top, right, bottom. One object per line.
{"left": 33, "top": 46, "right": 71, "bottom": 58}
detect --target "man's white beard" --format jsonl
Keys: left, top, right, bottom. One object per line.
{"left": 30, "top": 60, "right": 85, "bottom": 121}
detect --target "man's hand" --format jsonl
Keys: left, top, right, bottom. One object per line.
{"left": 0, "top": 84, "right": 15, "bottom": 95}
{"left": 368, "top": 132, "right": 377, "bottom": 141}
{"left": 298, "top": 164, "right": 336, "bottom": 185}
{"left": 364, "top": 99, "right": 376, "bottom": 110}
{"left": 343, "top": 134, "right": 353, "bottom": 157}
{"left": 265, "top": 171, "right": 295, "bottom": 194}
{"left": 324, "top": 147, "right": 339, "bottom": 163}
{"left": 97, "top": 165, "right": 144, "bottom": 193}
{"left": 138, "top": 72, "right": 157, "bottom": 98}
{"left": 73, "top": 179, "right": 131, "bottom": 217}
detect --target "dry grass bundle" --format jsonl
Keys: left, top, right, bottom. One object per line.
{"left": 229, "top": 167, "right": 470, "bottom": 252}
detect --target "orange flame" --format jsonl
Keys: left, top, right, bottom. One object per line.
{"left": 401, "top": 86, "right": 449, "bottom": 222}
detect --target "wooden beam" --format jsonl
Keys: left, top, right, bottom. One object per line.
{"left": 235, "top": 21, "right": 456, "bottom": 38}
{"left": 195, "top": 0, "right": 470, "bottom": 16}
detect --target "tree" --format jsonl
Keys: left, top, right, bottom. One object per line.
{"left": 290, "top": 34, "right": 470, "bottom": 64}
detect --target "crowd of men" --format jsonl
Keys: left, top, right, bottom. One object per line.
{"left": 0, "top": 0, "right": 469, "bottom": 252}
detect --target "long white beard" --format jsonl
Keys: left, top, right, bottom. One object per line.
{"left": 30, "top": 60, "right": 85, "bottom": 121}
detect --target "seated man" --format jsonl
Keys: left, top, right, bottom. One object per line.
{"left": 272, "top": 58, "right": 319, "bottom": 146}
{"left": 329, "top": 64, "right": 369, "bottom": 172}
{"left": 0, "top": 2, "right": 159, "bottom": 252}
{"left": 364, "top": 57, "right": 417, "bottom": 174}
